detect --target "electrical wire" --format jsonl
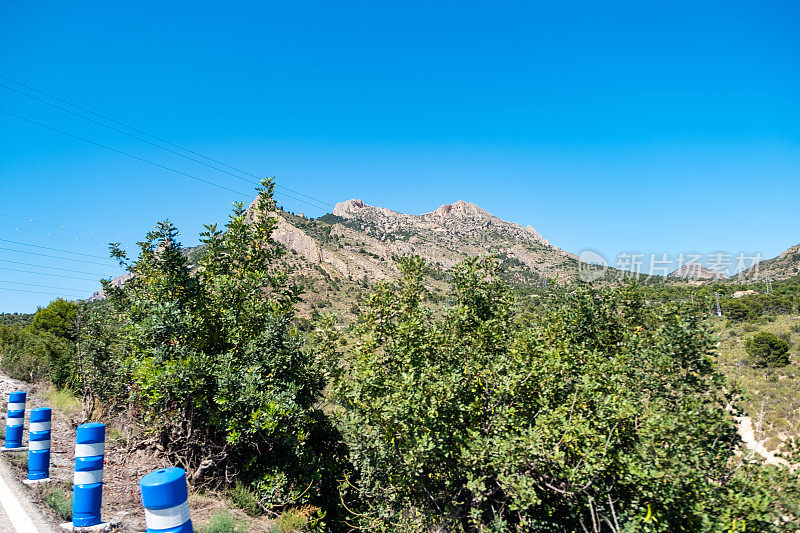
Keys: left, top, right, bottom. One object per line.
{"left": 0, "top": 280, "right": 90, "bottom": 293}
{"left": 0, "top": 246, "right": 115, "bottom": 267}
{"left": 0, "top": 212, "right": 135, "bottom": 242}
{"left": 0, "top": 224, "right": 128, "bottom": 248}
{"left": 0, "top": 287, "right": 89, "bottom": 297}
{"left": 0, "top": 259, "right": 113, "bottom": 277}
{"left": 0, "top": 267, "right": 99, "bottom": 282}
{"left": 1, "top": 107, "right": 329, "bottom": 211}
{"left": 0, "top": 238, "right": 112, "bottom": 259}
{"left": 0, "top": 107, "right": 250, "bottom": 197}
{"left": 0, "top": 75, "right": 335, "bottom": 209}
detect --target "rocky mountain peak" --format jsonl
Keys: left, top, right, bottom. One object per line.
{"left": 431, "top": 200, "right": 490, "bottom": 218}
{"left": 668, "top": 264, "right": 725, "bottom": 280}
{"left": 333, "top": 199, "right": 366, "bottom": 218}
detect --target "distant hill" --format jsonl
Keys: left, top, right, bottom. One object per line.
{"left": 261, "top": 198, "right": 581, "bottom": 286}
{"left": 668, "top": 264, "right": 726, "bottom": 280}
{"left": 91, "top": 199, "right": 581, "bottom": 320}
{"left": 737, "top": 243, "right": 800, "bottom": 281}
{"left": 240, "top": 197, "right": 587, "bottom": 319}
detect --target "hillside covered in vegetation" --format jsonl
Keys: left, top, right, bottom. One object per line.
{"left": 1, "top": 180, "right": 799, "bottom": 532}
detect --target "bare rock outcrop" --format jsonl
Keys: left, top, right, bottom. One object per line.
{"left": 669, "top": 264, "right": 726, "bottom": 280}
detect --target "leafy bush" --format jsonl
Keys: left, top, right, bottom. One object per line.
{"left": 746, "top": 332, "right": 791, "bottom": 368}
{"left": 330, "top": 256, "right": 800, "bottom": 531}
{"left": 0, "top": 324, "right": 75, "bottom": 387}
{"left": 0, "top": 299, "right": 78, "bottom": 388}
{"left": 29, "top": 298, "right": 77, "bottom": 340}
{"left": 724, "top": 298, "right": 762, "bottom": 321}
{"left": 101, "top": 179, "right": 344, "bottom": 515}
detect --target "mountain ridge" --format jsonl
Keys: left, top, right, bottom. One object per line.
{"left": 262, "top": 197, "right": 579, "bottom": 289}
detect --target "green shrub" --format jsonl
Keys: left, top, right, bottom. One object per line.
{"left": 101, "top": 179, "right": 344, "bottom": 517}
{"left": 0, "top": 299, "right": 78, "bottom": 388}
{"left": 0, "top": 326, "right": 74, "bottom": 387}
{"left": 331, "top": 257, "right": 800, "bottom": 531}
{"left": 272, "top": 505, "right": 322, "bottom": 532}
{"left": 227, "top": 481, "right": 262, "bottom": 516}
{"left": 724, "top": 298, "right": 762, "bottom": 321}
{"left": 746, "top": 332, "right": 791, "bottom": 367}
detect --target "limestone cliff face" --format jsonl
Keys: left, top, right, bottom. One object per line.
{"left": 333, "top": 199, "right": 365, "bottom": 218}
{"left": 272, "top": 216, "right": 363, "bottom": 278}
{"left": 254, "top": 197, "right": 579, "bottom": 284}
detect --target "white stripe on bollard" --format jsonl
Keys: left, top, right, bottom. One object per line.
{"left": 143, "top": 501, "right": 191, "bottom": 530}
{"left": 7, "top": 403, "right": 25, "bottom": 411}
{"left": 29, "top": 440, "right": 51, "bottom": 451}
{"left": 75, "top": 442, "right": 105, "bottom": 457}
{"left": 6, "top": 417, "right": 23, "bottom": 427}
{"left": 29, "top": 422, "right": 51, "bottom": 432}
{"left": 73, "top": 469, "right": 103, "bottom": 485}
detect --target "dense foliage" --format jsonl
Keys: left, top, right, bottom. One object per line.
{"left": 635, "top": 275, "right": 800, "bottom": 321}
{"left": 328, "top": 257, "right": 800, "bottom": 531}
{"left": 745, "top": 331, "right": 791, "bottom": 368}
{"left": 0, "top": 312, "right": 33, "bottom": 326}
{"left": 2, "top": 181, "right": 799, "bottom": 530}
{"left": 98, "top": 179, "right": 343, "bottom": 516}
{"left": 0, "top": 298, "right": 77, "bottom": 388}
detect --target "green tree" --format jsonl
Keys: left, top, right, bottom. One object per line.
{"left": 331, "top": 256, "right": 800, "bottom": 531}
{"left": 723, "top": 298, "right": 763, "bottom": 321}
{"left": 75, "top": 301, "right": 128, "bottom": 417}
{"left": 0, "top": 299, "right": 78, "bottom": 388}
{"left": 29, "top": 298, "right": 78, "bottom": 341}
{"left": 102, "top": 178, "right": 343, "bottom": 515}
{"left": 745, "top": 331, "right": 790, "bottom": 368}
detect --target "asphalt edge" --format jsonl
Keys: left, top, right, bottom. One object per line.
{"left": 0, "top": 451, "right": 61, "bottom": 533}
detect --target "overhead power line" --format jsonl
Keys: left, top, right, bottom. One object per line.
{"left": 0, "top": 224, "right": 129, "bottom": 248}
{"left": 0, "top": 75, "right": 335, "bottom": 210}
{"left": 0, "top": 280, "right": 89, "bottom": 293}
{"left": 0, "top": 259, "right": 110, "bottom": 277}
{"left": 0, "top": 267, "right": 99, "bottom": 282}
{"left": 0, "top": 82, "right": 261, "bottom": 187}
{"left": 0, "top": 286, "right": 88, "bottom": 298}
{"left": 1, "top": 107, "right": 329, "bottom": 212}
{"left": 0, "top": 246, "right": 115, "bottom": 267}
{"left": 0, "top": 238, "right": 112, "bottom": 259}
{"left": 0, "top": 107, "right": 250, "bottom": 197}
{"left": 0, "top": 212, "right": 135, "bottom": 242}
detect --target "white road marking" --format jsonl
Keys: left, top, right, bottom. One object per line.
{"left": 0, "top": 468, "right": 39, "bottom": 533}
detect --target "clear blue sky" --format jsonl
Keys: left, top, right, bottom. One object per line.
{"left": 1, "top": 1, "right": 798, "bottom": 312}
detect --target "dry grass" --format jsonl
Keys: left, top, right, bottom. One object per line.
{"left": 711, "top": 314, "right": 800, "bottom": 450}
{"left": 40, "top": 386, "right": 81, "bottom": 418}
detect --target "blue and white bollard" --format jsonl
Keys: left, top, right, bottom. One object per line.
{"left": 4, "top": 391, "right": 26, "bottom": 449}
{"left": 28, "top": 407, "right": 51, "bottom": 480}
{"left": 139, "top": 467, "right": 193, "bottom": 533}
{"left": 72, "top": 422, "right": 105, "bottom": 527}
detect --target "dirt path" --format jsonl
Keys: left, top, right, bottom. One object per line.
{"left": 736, "top": 415, "right": 791, "bottom": 467}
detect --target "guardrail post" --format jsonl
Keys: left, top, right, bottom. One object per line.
{"left": 28, "top": 407, "right": 51, "bottom": 481}
{"left": 139, "top": 467, "right": 193, "bottom": 533}
{"left": 4, "top": 391, "right": 26, "bottom": 449}
{"left": 72, "top": 422, "right": 105, "bottom": 527}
